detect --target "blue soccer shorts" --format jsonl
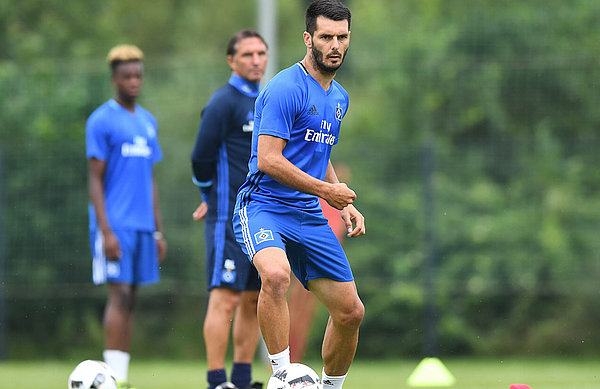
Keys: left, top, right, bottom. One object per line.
{"left": 233, "top": 202, "right": 354, "bottom": 289}
{"left": 90, "top": 229, "right": 160, "bottom": 285}
{"left": 205, "top": 219, "right": 261, "bottom": 292}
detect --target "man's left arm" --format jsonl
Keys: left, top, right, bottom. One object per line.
{"left": 190, "top": 102, "right": 227, "bottom": 220}
{"left": 153, "top": 177, "right": 167, "bottom": 262}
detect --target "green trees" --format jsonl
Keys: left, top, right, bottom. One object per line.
{"left": 1, "top": 0, "right": 600, "bottom": 358}
{"left": 338, "top": 0, "right": 600, "bottom": 357}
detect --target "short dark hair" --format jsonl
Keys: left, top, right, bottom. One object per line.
{"left": 226, "top": 29, "right": 268, "bottom": 56}
{"left": 305, "top": 0, "right": 351, "bottom": 36}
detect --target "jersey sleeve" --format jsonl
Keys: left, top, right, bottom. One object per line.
{"left": 257, "top": 77, "right": 304, "bottom": 140}
{"left": 149, "top": 114, "right": 163, "bottom": 164}
{"left": 191, "top": 97, "right": 228, "bottom": 164}
{"left": 86, "top": 112, "right": 109, "bottom": 161}
{"left": 190, "top": 94, "right": 229, "bottom": 186}
{"left": 334, "top": 82, "right": 350, "bottom": 145}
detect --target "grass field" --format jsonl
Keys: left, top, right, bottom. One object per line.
{"left": 1, "top": 358, "right": 599, "bottom": 388}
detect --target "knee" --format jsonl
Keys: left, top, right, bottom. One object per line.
{"left": 110, "top": 285, "right": 136, "bottom": 312}
{"left": 221, "top": 290, "right": 242, "bottom": 309}
{"left": 260, "top": 268, "right": 290, "bottom": 299}
{"left": 335, "top": 299, "right": 365, "bottom": 330}
{"left": 242, "top": 291, "right": 259, "bottom": 308}
{"left": 208, "top": 289, "right": 241, "bottom": 317}
{"left": 237, "top": 292, "right": 259, "bottom": 318}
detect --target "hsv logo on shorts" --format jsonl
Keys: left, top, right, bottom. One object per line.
{"left": 221, "top": 259, "right": 236, "bottom": 283}
{"left": 107, "top": 261, "right": 120, "bottom": 278}
{"left": 254, "top": 228, "right": 274, "bottom": 245}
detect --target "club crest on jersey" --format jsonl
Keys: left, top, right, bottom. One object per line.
{"left": 242, "top": 120, "right": 254, "bottom": 132}
{"left": 254, "top": 228, "right": 274, "bottom": 245}
{"left": 335, "top": 103, "right": 343, "bottom": 122}
{"left": 242, "top": 111, "right": 254, "bottom": 132}
{"left": 146, "top": 123, "right": 157, "bottom": 138}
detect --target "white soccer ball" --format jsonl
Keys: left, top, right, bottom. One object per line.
{"left": 267, "top": 363, "right": 323, "bottom": 389}
{"left": 68, "top": 360, "right": 118, "bottom": 389}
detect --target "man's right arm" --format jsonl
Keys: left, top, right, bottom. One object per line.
{"left": 256, "top": 134, "right": 356, "bottom": 210}
{"left": 190, "top": 101, "right": 226, "bottom": 219}
{"left": 88, "top": 158, "right": 121, "bottom": 259}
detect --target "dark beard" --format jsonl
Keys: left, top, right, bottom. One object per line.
{"left": 311, "top": 44, "right": 347, "bottom": 75}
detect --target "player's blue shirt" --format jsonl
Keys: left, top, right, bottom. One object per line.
{"left": 191, "top": 75, "right": 259, "bottom": 222}
{"left": 86, "top": 99, "right": 162, "bottom": 231}
{"left": 236, "top": 62, "right": 349, "bottom": 210}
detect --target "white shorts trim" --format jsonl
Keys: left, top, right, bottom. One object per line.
{"left": 92, "top": 230, "right": 106, "bottom": 285}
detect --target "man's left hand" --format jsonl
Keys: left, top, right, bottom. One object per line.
{"left": 341, "top": 204, "right": 365, "bottom": 238}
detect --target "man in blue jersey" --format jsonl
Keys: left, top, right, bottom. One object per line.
{"left": 191, "top": 29, "right": 268, "bottom": 389}
{"left": 233, "top": 2, "right": 364, "bottom": 389}
{"left": 87, "top": 44, "right": 167, "bottom": 389}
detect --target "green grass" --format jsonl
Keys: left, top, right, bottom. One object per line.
{"left": 1, "top": 358, "right": 599, "bottom": 388}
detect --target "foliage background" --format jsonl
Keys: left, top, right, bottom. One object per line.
{"left": 1, "top": 0, "right": 600, "bottom": 360}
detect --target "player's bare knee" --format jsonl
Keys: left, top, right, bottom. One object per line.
{"left": 220, "top": 300, "right": 239, "bottom": 318}
{"left": 241, "top": 292, "right": 259, "bottom": 310}
{"left": 209, "top": 290, "right": 241, "bottom": 318}
{"left": 260, "top": 268, "right": 290, "bottom": 298}
{"left": 223, "top": 291, "right": 242, "bottom": 308}
{"left": 110, "top": 285, "right": 136, "bottom": 312}
{"left": 334, "top": 299, "right": 364, "bottom": 330}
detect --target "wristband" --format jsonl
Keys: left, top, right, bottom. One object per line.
{"left": 153, "top": 231, "right": 164, "bottom": 240}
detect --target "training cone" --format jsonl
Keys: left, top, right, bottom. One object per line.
{"left": 510, "top": 385, "right": 531, "bottom": 389}
{"left": 407, "top": 357, "right": 456, "bottom": 387}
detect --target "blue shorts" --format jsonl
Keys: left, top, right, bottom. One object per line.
{"left": 89, "top": 229, "right": 159, "bottom": 285}
{"left": 205, "top": 219, "right": 261, "bottom": 291}
{"left": 233, "top": 202, "right": 354, "bottom": 289}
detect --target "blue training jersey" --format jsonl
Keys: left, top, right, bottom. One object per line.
{"left": 236, "top": 62, "right": 349, "bottom": 210}
{"left": 86, "top": 99, "right": 162, "bottom": 231}
{"left": 191, "top": 75, "right": 259, "bottom": 222}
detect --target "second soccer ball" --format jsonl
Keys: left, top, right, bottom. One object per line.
{"left": 267, "top": 363, "right": 322, "bottom": 389}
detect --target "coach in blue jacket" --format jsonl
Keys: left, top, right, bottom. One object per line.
{"left": 190, "top": 29, "right": 268, "bottom": 389}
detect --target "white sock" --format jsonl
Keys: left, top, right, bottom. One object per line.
{"left": 268, "top": 347, "right": 290, "bottom": 372}
{"left": 322, "top": 368, "right": 347, "bottom": 389}
{"left": 103, "top": 349, "right": 130, "bottom": 382}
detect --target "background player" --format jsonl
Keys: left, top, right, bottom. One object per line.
{"left": 233, "top": 2, "right": 364, "bottom": 389}
{"left": 191, "top": 29, "right": 268, "bottom": 389}
{"left": 86, "top": 44, "right": 167, "bottom": 389}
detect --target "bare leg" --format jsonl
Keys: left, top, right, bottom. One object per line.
{"left": 233, "top": 290, "right": 260, "bottom": 363}
{"left": 308, "top": 279, "right": 364, "bottom": 376}
{"left": 204, "top": 288, "right": 241, "bottom": 370}
{"left": 252, "top": 247, "right": 292, "bottom": 354}
{"left": 104, "top": 283, "right": 137, "bottom": 351}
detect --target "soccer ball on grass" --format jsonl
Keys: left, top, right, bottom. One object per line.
{"left": 67, "top": 360, "right": 118, "bottom": 389}
{"left": 267, "top": 363, "right": 322, "bottom": 389}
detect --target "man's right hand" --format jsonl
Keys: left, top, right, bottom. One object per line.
{"left": 193, "top": 202, "right": 208, "bottom": 221}
{"left": 103, "top": 230, "right": 122, "bottom": 260}
{"left": 324, "top": 182, "right": 356, "bottom": 210}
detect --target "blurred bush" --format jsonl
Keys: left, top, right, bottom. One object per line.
{"left": 1, "top": 0, "right": 600, "bottom": 359}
